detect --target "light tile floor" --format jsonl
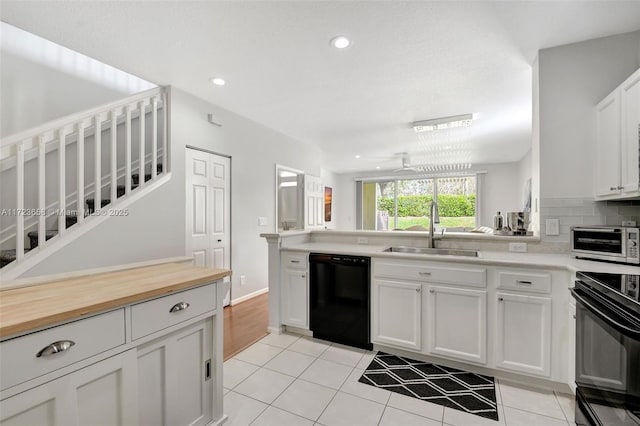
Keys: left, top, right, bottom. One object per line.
{"left": 224, "top": 333, "right": 577, "bottom": 426}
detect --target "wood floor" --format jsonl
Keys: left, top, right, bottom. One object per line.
{"left": 223, "top": 292, "right": 269, "bottom": 360}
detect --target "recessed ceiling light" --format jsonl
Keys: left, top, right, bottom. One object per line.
{"left": 355, "top": 154, "right": 361, "bottom": 159}
{"left": 330, "top": 36, "right": 350, "bottom": 49}
{"left": 210, "top": 77, "right": 226, "bottom": 86}
{"left": 376, "top": 166, "right": 381, "bottom": 169}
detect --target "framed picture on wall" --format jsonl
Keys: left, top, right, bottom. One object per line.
{"left": 324, "top": 187, "right": 332, "bottom": 222}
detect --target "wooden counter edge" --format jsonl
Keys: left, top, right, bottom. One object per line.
{"left": 0, "top": 269, "right": 231, "bottom": 339}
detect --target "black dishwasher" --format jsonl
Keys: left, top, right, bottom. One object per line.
{"left": 309, "top": 253, "right": 372, "bottom": 350}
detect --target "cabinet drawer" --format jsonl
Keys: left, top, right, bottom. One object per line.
{"left": 497, "top": 270, "right": 551, "bottom": 294}
{"left": 282, "top": 252, "right": 308, "bottom": 269}
{"left": 374, "top": 261, "right": 486, "bottom": 288}
{"left": 0, "top": 309, "right": 125, "bottom": 391}
{"left": 131, "top": 283, "right": 216, "bottom": 340}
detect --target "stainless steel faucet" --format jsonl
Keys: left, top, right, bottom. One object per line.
{"left": 428, "top": 199, "right": 440, "bottom": 248}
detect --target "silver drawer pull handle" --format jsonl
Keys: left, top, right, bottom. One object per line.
{"left": 418, "top": 272, "right": 431, "bottom": 276}
{"left": 498, "top": 297, "right": 504, "bottom": 301}
{"left": 37, "top": 340, "right": 75, "bottom": 358}
{"left": 290, "top": 260, "right": 301, "bottom": 263}
{"left": 170, "top": 302, "right": 190, "bottom": 313}
{"left": 516, "top": 280, "right": 532, "bottom": 285}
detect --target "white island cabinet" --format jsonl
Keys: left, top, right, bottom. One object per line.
{"left": 0, "top": 263, "right": 230, "bottom": 426}
{"left": 372, "top": 278, "right": 422, "bottom": 350}
{"left": 280, "top": 251, "right": 309, "bottom": 329}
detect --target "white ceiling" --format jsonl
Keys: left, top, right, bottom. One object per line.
{"left": 2, "top": 1, "right": 640, "bottom": 173}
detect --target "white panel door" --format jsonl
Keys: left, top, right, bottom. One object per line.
{"left": 496, "top": 292, "right": 551, "bottom": 377}
{"left": 186, "top": 149, "right": 231, "bottom": 306}
{"left": 372, "top": 279, "right": 421, "bottom": 350}
{"left": 621, "top": 68, "right": 640, "bottom": 194}
{"left": 595, "top": 91, "right": 621, "bottom": 197}
{"left": 427, "top": 285, "right": 487, "bottom": 364}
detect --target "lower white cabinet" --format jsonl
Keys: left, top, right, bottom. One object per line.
{"left": 281, "top": 268, "right": 309, "bottom": 329}
{"left": 496, "top": 292, "right": 552, "bottom": 377}
{"left": 137, "top": 319, "right": 213, "bottom": 426}
{"left": 0, "top": 349, "right": 137, "bottom": 426}
{"left": 427, "top": 285, "right": 487, "bottom": 364}
{"left": 372, "top": 279, "right": 422, "bottom": 350}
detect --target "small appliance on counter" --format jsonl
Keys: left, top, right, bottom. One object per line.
{"left": 493, "top": 211, "right": 532, "bottom": 236}
{"left": 571, "top": 226, "right": 640, "bottom": 265}
{"left": 571, "top": 271, "right": 640, "bottom": 426}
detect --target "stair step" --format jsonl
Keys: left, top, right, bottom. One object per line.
{"left": 132, "top": 164, "right": 163, "bottom": 185}
{"left": 116, "top": 184, "right": 139, "bottom": 198}
{"left": 27, "top": 230, "right": 58, "bottom": 249}
{"left": 0, "top": 249, "right": 32, "bottom": 268}
{"left": 86, "top": 198, "right": 111, "bottom": 214}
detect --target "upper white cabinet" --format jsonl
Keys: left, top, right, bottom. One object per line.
{"left": 305, "top": 175, "right": 324, "bottom": 229}
{"left": 595, "top": 68, "right": 640, "bottom": 199}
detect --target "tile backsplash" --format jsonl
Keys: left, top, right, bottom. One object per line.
{"left": 540, "top": 197, "right": 640, "bottom": 246}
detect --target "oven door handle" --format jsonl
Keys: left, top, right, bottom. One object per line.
{"left": 570, "top": 288, "right": 640, "bottom": 339}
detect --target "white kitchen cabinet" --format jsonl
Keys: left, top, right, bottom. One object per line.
{"left": 1, "top": 349, "right": 137, "bottom": 426}
{"left": 621, "top": 69, "right": 640, "bottom": 194}
{"left": 305, "top": 175, "right": 324, "bottom": 229}
{"left": 137, "top": 319, "right": 213, "bottom": 426}
{"left": 427, "top": 285, "right": 487, "bottom": 364}
{"left": 595, "top": 67, "right": 640, "bottom": 199}
{"left": 281, "top": 251, "right": 309, "bottom": 329}
{"left": 496, "top": 292, "right": 552, "bottom": 377}
{"left": 372, "top": 279, "right": 421, "bottom": 351}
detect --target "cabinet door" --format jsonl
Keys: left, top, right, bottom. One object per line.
{"left": 137, "top": 319, "right": 213, "bottom": 426}
{"left": 595, "top": 90, "right": 621, "bottom": 197}
{"left": 281, "top": 268, "right": 309, "bottom": 329}
{"left": 0, "top": 350, "right": 137, "bottom": 426}
{"left": 621, "top": 69, "right": 640, "bottom": 194}
{"left": 427, "top": 285, "right": 487, "bottom": 364}
{"left": 372, "top": 279, "right": 421, "bottom": 350}
{"left": 496, "top": 292, "right": 551, "bottom": 377}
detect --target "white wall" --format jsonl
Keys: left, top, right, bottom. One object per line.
{"left": 538, "top": 30, "right": 640, "bottom": 199}
{"left": 0, "top": 22, "right": 155, "bottom": 137}
{"left": 22, "top": 88, "right": 330, "bottom": 303}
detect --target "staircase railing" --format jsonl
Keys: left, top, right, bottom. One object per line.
{"left": 0, "top": 86, "right": 169, "bottom": 271}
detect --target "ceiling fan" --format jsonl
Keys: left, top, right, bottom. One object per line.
{"left": 392, "top": 153, "right": 418, "bottom": 173}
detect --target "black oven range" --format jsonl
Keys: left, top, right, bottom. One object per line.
{"left": 571, "top": 271, "right": 640, "bottom": 426}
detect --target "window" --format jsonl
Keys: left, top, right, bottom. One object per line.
{"left": 358, "top": 175, "right": 476, "bottom": 231}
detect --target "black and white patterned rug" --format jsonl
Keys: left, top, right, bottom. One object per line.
{"left": 359, "top": 352, "right": 499, "bottom": 421}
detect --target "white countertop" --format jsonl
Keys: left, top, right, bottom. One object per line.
{"left": 280, "top": 242, "right": 640, "bottom": 274}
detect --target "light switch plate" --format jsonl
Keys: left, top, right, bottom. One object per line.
{"left": 509, "top": 242, "right": 527, "bottom": 253}
{"left": 545, "top": 219, "right": 560, "bottom": 236}
{"left": 357, "top": 237, "right": 369, "bottom": 244}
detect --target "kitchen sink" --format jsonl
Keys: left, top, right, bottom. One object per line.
{"left": 382, "top": 246, "right": 478, "bottom": 257}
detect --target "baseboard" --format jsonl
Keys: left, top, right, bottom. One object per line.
{"left": 230, "top": 287, "right": 268, "bottom": 306}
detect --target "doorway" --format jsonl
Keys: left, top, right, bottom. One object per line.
{"left": 185, "top": 147, "right": 231, "bottom": 306}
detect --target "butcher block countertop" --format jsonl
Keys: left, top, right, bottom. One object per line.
{"left": 0, "top": 263, "right": 231, "bottom": 338}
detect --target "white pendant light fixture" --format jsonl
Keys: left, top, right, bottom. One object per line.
{"left": 412, "top": 114, "right": 474, "bottom": 132}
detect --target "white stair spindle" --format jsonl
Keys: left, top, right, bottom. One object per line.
{"left": 162, "top": 91, "right": 168, "bottom": 173}
{"left": 76, "top": 123, "right": 85, "bottom": 224}
{"left": 110, "top": 110, "right": 117, "bottom": 203}
{"left": 58, "top": 129, "right": 66, "bottom": 235}
{"left": 94, "top": 116, "right": 102, "bottom": 214}
{"left": 138, "top": 100, "right": 145, "bottom": 188}
{"left": 38, "top": 136, "right": 46, "bottom": 249}
{"left": 15, "top": 142, "right": 25, "bottom": 261}
{"left": 152, "top": 96, "right": 158, "bottom": 179}
{"left": 125, "top": 105, "right": 132, "bottom": 195}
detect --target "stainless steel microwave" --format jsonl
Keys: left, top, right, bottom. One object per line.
{"left": 571, "top": 226, "right": 640, "bottom": 264}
